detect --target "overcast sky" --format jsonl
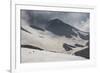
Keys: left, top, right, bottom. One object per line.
{"left": 21, "top": 10, "right": 90, "bottom": 32}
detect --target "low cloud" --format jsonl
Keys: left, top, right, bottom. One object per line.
{"left": 21, "top": 10, "right": 89, "bottom": 32}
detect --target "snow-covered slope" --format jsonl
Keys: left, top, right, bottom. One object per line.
{"left": 21, "top": 48, "right": 85, "bottom": 63}
{"left": 21, "top": 19, "right": 88, "bottom": 53}
{"left": 21, "top": 19, "right": 89, "bottom": 62}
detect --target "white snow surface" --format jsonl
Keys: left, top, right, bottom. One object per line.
{"left": 21, "top": 24, "right": 88, "bottom": 54}
{"left": 21, "top": 20, "right": 88, "bottom": 62}
{"left": 21, "top": 48, "right": 85, "bottom": 63}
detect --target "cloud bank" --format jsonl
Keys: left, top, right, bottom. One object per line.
{"left": 21, "top": 10, "right": 90, "bottom": 32}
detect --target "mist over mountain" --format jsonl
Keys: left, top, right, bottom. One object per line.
{"left": 21, "top": 10, "right": 90, "bottom": 32}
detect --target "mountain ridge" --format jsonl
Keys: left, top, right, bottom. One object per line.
{"left": 46, "top": 18, "right": 89, "bottom": 40}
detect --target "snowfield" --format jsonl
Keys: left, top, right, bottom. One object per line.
{"left": 21, "top": 24, "right": 88, "bottom": 54}
{"left": 21, "top": 47, "right": 85, "bottom": 63}
{"left": 20, "top": 19, "right": 89, "bottom": 63}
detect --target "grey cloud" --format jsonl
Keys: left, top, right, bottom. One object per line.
{"left": 21, "top": 10, "right": 89, "bottom": 32}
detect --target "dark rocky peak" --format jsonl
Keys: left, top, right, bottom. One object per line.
{"left": 46, "top": 19, "right": 78, "bottom": 38}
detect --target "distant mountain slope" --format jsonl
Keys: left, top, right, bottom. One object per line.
{"left": 46, "top": 19, "right": 89, "bottom": 40}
